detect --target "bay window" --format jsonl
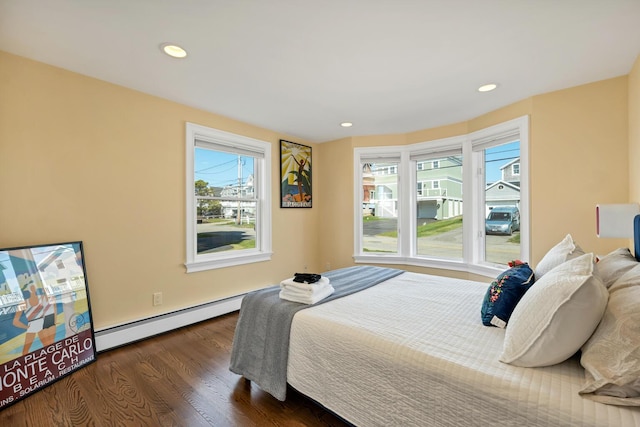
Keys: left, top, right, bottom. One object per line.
{"left": 354, "top": 116, "right": 529, "bottom": 276}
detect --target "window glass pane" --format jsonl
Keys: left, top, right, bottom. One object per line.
{"left": 195, "top": 148, "right": 255, "bottom": 198}
{"left": 484, "top": 141, "right": 521, "bottom": 264}
{"left": 362, "top": 162, "right": 398, "bottom": 253}
{"left": 195, "top": 147, "right": 257, "bottom": 254}
{"left": 416, "top": 155, "right": 463, "bottom": 259}
{"left": 196, "top": 201, "right": 257, "bottom": 254}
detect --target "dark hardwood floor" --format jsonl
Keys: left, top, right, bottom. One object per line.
{"left": 0, "top": 312, "right": 350, "bottom": 426}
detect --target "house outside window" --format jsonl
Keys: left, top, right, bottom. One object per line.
{"left": 361, "top": 159, "right": 400, "bottom": 254}
{"left": 482, "top": 144, "right": 522, "bottom": 264}
{"left": 354, "top": 116, "right": 529, "bottom": 276}
{"left": 415, "top": 154, "right": 463, "bottom": 259}
{"left": 185, "top": 123, "right": 272, "bottom": 272}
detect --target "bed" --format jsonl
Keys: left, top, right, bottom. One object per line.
{"left": 230, "top": 235, "right": 640, "bottom": 426}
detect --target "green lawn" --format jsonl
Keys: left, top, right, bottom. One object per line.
{"left": 232, "top": 239, "right": 256, "bottom": 249}
{"left": 416, "top": 217, "right": 463, "bottom": 237}
{"left": 202, "top": 218, "right": 233, "bottom": 224}
{"left": 508, "top": 233, "right": 520, "bottom": 244}
{"left": 379, "top": 216, "right": 463, "bottom": 238}
{"left": 371, "top": 216, "right": 524, "bottom": 242}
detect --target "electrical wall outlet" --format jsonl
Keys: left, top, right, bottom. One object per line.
{"left": 325, "top": 262, "right": 331, "bottom": 270}
{"left": 153, "top": 292, "right": 163, "bottom": 306}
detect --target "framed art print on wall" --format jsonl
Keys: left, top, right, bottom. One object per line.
{"left": 280, "top": 140, "right": 312, "bottom": 208}
{"left": 0, "top": 241, "right": 97, "bottom": 410}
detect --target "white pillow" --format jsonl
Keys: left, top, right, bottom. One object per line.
{"left": 580, "top": 264, "right": 640, "bottom": 406}
{"left": 534, "top": 234, "right": 584, "bottom": 279}
{"left": 500, "top": 253, "right": 608, "bottom": 367}
{"left": 595, "top": 247, "right": 638, "bottom": 288}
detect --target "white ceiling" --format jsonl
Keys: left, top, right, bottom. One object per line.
{"left": 2, "top": 1, "right": 640, "bottom": 143}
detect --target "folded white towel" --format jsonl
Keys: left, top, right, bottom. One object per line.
{"left": 280, "top": 276, "right": 330, "bottom": 292}
{"left": 279, "top": 283, "right": 335, "bottom": 304}
{"left": 280, "top": 281, "right": 332, "bottom": 299}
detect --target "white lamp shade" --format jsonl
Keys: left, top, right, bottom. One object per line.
{"left": 596, "top": 204, "right": 640, "bottom": 238}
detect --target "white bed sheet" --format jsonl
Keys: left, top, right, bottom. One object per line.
{"left": 287, "top": 272, "right": 640, "bottom": 426}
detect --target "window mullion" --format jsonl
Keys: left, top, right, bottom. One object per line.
{"left": 396, "top": 150, "right": 409, "bottom": 257}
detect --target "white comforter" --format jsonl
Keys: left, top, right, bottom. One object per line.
{"left": 287, "top": 272, "right": 640, "bottom": 426}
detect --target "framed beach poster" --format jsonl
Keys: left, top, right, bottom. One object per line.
{"left": 280, "top": 139, "right": 312, "bottom": 208}
{"left": 0, "top": 241, "right": 96, "bottom": 410}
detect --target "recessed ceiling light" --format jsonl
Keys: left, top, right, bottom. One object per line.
{"left": 340, "top": 122, "right": 353, "bottom": 127}
{"left": 478, "top": 83, "right": 498, "bottom": 92}
{"left": 161, "top": 43, "right": 187, "bottom": 59}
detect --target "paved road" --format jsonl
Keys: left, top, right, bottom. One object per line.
{"left": 363, "top": 218, "right": 520, "bottom": 263}
{"left": 196, "top": 221, "right": 256, "bottom": 253}
{"left": 197, "top": 217, "right": 520, "bottom": 263}
{"left": 362, "top": 218, "right": 398, "bottom": 236}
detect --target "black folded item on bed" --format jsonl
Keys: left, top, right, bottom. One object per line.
{"left": 292, "top": 272, "right": 322, "bottom": 283}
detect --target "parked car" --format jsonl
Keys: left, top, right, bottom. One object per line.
{"left": 485, "top": 207, "right": 520, "bottom": 235}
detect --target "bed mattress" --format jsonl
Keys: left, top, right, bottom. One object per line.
{"left": 287, "top": 272, "right": 640, "bottom": 426}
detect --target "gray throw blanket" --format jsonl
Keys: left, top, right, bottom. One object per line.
{"left": 229, "top": 265, "right": 404, "bottom": 400}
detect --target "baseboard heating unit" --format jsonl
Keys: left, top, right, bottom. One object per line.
{"left": 94, "top": 294, "right": 244, "bottom": 352}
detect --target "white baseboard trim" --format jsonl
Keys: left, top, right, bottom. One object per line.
{"left": 94, "top": 294, "right": 244, "bottom": 352}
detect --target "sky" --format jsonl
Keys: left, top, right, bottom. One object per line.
{"left": 485, "top": 141, "right": 520, "bottom": 183}
{"left": 195, "top": 148, "right": 254, "bottom": 188}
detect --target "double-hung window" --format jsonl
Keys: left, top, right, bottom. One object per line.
{"left": 354, "top": 116, "right": 528, "bottom": 276}
{"left": 470, "top": 120, "right": 528, "bottom": 269}
{"left": 185, "top": 123, "right": 272, "bottom": 272}
{"left": 359, "top": 154, "right": 401, "bottom": 255}
{"left": 411, "top": 140, "right": 464, "bottom": 261}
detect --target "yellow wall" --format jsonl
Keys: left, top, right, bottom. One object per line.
{"left": 0, "top": 51, "right": 320, "bottom": 329}
{"left": 630, "top": 55, "right": 640, "bottom": 204}
{"left": 1, "top": 49, "right": 637, "bottom": 330}
{"left": 529, "top": 76, "right": 629, "bottom": 259}
{"left": 315, "top": 137, "right": 354, "bottom": 271}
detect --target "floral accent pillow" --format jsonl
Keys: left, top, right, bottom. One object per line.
{"left": 480, "top": 260, "right": 535, "bottom": 328}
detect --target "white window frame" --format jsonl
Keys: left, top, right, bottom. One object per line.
{"left": 512, "top": 163, "right": 520, "bottom": 175}
{"left": 353, "top": 116, "right": 529, "bottom": 277}
{"left": 185, "top": 123, "right": 272, "bottom": 273}
{"left": 468, "top": 118, "right": 529, "bottom": 274}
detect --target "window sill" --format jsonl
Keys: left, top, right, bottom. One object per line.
{"left": 353, "top": 254, "right": 502, "bottom": 280}
{"left": 185, "top": 251, "right": 273, "bottom": 273}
